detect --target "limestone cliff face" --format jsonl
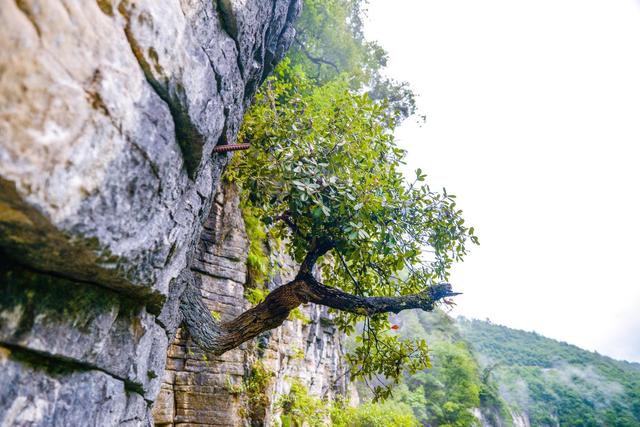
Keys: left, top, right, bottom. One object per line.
{"left": 152, "top": 182, "right": 348, "bottom": 426}
{"left": 0, "top": 0, "right": 300, "bottom": 425}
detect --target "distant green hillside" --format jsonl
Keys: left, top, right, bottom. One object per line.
{"left": 457, "top": 317, "right": 640, "bottom": 426}
{"left": 388, "top": 310, "right": 640, "bottom": 427}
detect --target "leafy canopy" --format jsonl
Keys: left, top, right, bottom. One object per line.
{"left": 227, "top": 60, "right": 477, "bottom": 397}
{"left": 291, "top": 0, "right": 379, "bottom": 84}
{"left": 229, "top": 61, "right": 476, "bottom": 297}
{"left": 290, "top": 0, "right": 417, "bottom": 120}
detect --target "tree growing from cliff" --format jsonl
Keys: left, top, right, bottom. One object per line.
{"left": 180, "top": 62, "right": 478, "bottom": 398}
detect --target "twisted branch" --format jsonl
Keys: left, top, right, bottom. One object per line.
{"left": 180, "top": 243, "right": 458, "bottom": 355}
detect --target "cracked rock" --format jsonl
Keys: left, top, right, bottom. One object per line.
{"left": 0, "top": 0, "right": 300, "bottom": 424}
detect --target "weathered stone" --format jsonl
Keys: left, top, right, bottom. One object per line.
{"left": 0, "top": 0, "right": 298, "bottom": 299}
{"left": 0, "top": 345, "right": 142, "bottom": 426}
{"left": 0, "top": 0, "right": 194, "bottom": 300}
{"left": 0, "top": 262, "right": 166, "bottom": 400}
{"left": 0, "top": 0, "right": 300, "bottom": 425}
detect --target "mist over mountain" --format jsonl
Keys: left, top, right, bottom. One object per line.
{"left": 390, "top": 310, "right": 640, "bottom": 426}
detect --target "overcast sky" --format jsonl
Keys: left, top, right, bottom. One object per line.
{"left": 365, "top": 0, "right": 640, "bottom": 363}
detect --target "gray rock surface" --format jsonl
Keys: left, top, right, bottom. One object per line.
{"left": 0, "top": 347, "right": 148, "bottom": 427}
{"left": 0, "top": 0, "right": 299, "bottom": 425}
{"left": 0, "top": 0, "right": 298, "bottom": 301}
{"left": 0, "top": 264, "right": 167, "bottom": 401}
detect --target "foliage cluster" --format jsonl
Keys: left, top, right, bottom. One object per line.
{"left": 290, "top": 0, "right": 417, "bottom": 120}
{"left": 278, "top": 380, "right": 329, "bottom": 427}
{"left": 276, "top": 380, "right": 420, "bottom": 427}
{"left": 229, "top": 0, "right": 475, "bottom": 400}
{"left": 228, "top": 55, "right": 475, "bottom": 398}
{"left": 332, "top": 400, "right": 420, "bottom": 427}
{"left": 379, "top": 310, "right": 511, "bottom": 427}
{"left": 239, "top": 360, "right": 275, "bottom": 423}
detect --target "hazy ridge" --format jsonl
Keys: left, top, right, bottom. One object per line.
{"left": 393, "top": 310, "right": 640, "bottom": 426}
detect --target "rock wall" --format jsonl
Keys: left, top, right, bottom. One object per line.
{"left": 0, "top": 0, "right": 300, "bottom": 425}
{"left": 152, "top": 182, "right": 349, "bottom": 426}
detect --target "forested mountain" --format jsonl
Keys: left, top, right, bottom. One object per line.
{"left": 387, "top": 310, "right": 640, "bottom": 427}
{"left": 458, "top": 317, "right": 640, "bottom": 426}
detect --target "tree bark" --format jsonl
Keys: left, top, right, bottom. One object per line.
{"left": 296, "top": 272, "right": 458, "bottom": 316}
{"left": 180, "top": 252, "right": 458, "bottom": 356}
{"left": 180, "top": 276, "right": 306, "bottom": 355}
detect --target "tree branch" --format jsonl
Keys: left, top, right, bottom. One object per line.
{"left": 336, "top": 248, "right": 362, "bottom": 295}
{"left": 180, "top": 249, "right": 458, "bottom": 356}
{"left": 294, "top": 36, "right": 340, "bottom": 73}
{"left": 180, "top": 273, "right": 307, "bottom": 356}
{"left": 276, "top": 211, "right": 301, "bottom": 236}
{"left": 299, "top": 238, "right": 334, "bottom": 274}
{"left": 296, "top": 272, "right": 458, "bottom": 316}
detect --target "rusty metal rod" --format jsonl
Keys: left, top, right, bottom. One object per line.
{"left": 212, "top": 143, "right": 251, "bottom": 153}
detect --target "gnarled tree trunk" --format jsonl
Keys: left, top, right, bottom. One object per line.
{"left": 181, "top": 242, "right": 457, "bottom": 356}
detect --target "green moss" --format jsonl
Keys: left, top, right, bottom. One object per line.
{"left": 240, "top": 203, "right": 275, "bottom": 309}
{"left": 225, "top": 375, "right": 244, "bottom": 395}
{"left": 0, "top": 263, "right": 125, "bottom": 336}
{"left": 242, "top": 203, "right": 269, "bottom": 286}
{"left": 242, "top": 360, "right": 275, "bottom": 423}
{"left": 288, "top": 307, "right": 310, "bottom": 324}
{"left": 245, "top": 287, "right": 268, "bottom": 305}
{"left": 291, "top": 347, "right": 305, "bottom": 360}
{"left": 245, "top": 360, "right": 273, "bottom": 404}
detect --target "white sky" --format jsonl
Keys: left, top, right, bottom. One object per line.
{"left": 365, "top": 0, "right": 640, "bottom": 362}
